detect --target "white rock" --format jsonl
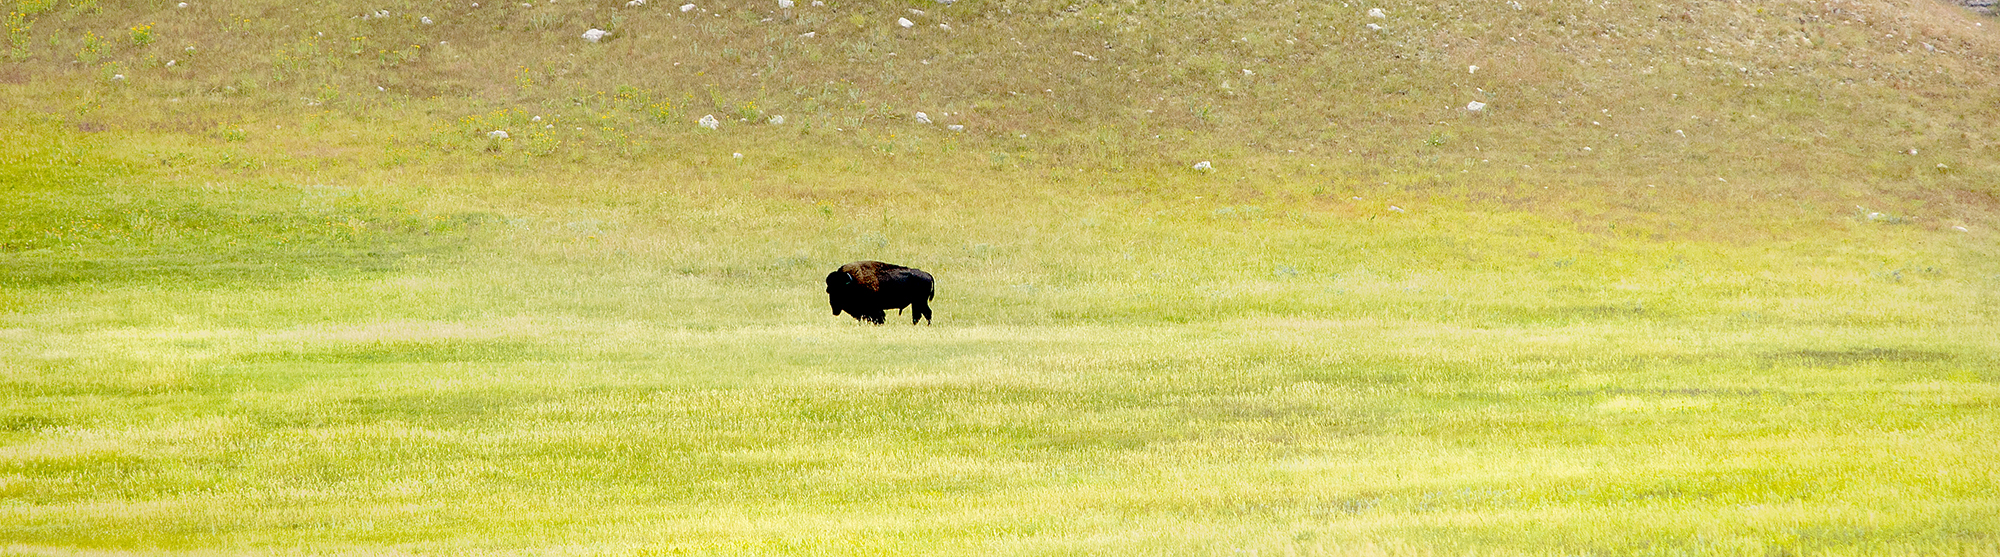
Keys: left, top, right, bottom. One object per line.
{"left": 680, "top": 3, "right": 695, "bottom": 11}
{"left": 800, "top": 31, "right": 816, "bottom": 38}
{"left": 939, "top": 23, "right": 951, "bottom": 30}
{"left": 778, "top": 0, "right": 792, "bottom": 7}
{"left": 582, "top": 28, "right": 608, "bottom": 42}
{"left": 812, "top": 0, "right": 822, "bottom": 5}
{"left": 1954, "top": 225, "right": 1970, "bottom": 232}
{"left": 532, "top": 115, "right": 542, "bottom": 121}
{"left": 166, "top": 60, "right": 176, "bottom": 66}
{"left": 733, "top": 152, "right": 743, "bottom": 159}
{"left": 898, "top": 17, "right": 913, "bottom": 28}
{"left": 1367, "top": 7, "right": 1385, "bottom": 17}
{"left": 947, "top": 124, "right": 964, "bottom": 132}
{"left": 627, "top": 0, "right": 645, "bottom": 5}
{"left": 487, "top": 130, "right": 509, "bottom": 139}
{"left": 1468, "top": 65, "right": 1479, "bottom": 73}
{"left": 699, "top": 114, "right": 720, "bottom": 129}
{"left": 177, "top": 2, "right": 187, "bottom": 7}
{"left": 111, "top": 74, "right": 125, "bottom": 81}
{"left": 1193, "top": 161, "right": 1212, "bottom": 171}
{"left": 914, "top": 112, "right": 932, "bottom": 124}
{"left": 1389, "top": 205, "right": 1406, "bottom": 213}
{"left": 1366, "top": 23, "right": 1383, "bottom": 30}
{"left": 1466, "top": 101, "right": 1486, "bottom": 111}
{"left": 421, "top": 16, "right": 433, "bottom": 24}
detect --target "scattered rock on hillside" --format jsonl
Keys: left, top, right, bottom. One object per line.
{"left": 898, "top": 17, "right": 914, "bottom": 28}
{"left": 1193, "top": 161, "right": 1213, "bottom": 171}
{"left": 582, "top": 28, "right": 608, "bottom": 42}
{"left": 487, "top": 130, "right": 509, "bottom": 139}
{"left": 699, "top": 114, "right": 720, "bottom": 129}
{"left": 914, "top": 112, "right": 932, "bottom": 124}
{"left": 1367, "top": 7, "right": 1385, "bottom": 17}
{"left": 1466, "top": 101, "right": 1486, "bottom": 111}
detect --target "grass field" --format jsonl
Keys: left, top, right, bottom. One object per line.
{"left": 5, "top": 0, "right": 2000, "bottom": 554}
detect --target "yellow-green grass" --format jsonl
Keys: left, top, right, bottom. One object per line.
{"left": 6, "top": 105, "right": 1999, "bottom": 554}
{"left": 6, "top": 0, "right": 2000, "bottom": 554}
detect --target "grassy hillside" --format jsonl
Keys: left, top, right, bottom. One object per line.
{"left": 3, "top": 0, "right": 1999, "bottom": 555}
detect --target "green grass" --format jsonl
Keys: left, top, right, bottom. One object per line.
{"left": 4, "top": 0, "right": 2000, "bottom": 554}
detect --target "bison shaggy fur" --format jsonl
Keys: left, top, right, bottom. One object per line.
{"left": 826, "top": 260, "right": 934, "bottom": 324}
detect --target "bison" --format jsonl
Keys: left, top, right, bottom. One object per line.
{"left": 826, "top": 260, "right": 934, "bottom": 324}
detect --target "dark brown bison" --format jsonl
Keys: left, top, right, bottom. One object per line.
{"left": 826, "top": 260, "right": 934, "bottom": 324}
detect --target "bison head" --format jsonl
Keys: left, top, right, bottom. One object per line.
{"left": 825, "top": 270, "right": 858, "bottom": 315}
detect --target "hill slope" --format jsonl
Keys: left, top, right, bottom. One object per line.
{"left": 7, "top": 0, "right": 2000, "bottom": 197}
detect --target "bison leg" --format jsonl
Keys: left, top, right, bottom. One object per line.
{"left": 912, "top": 299, "right": 931, "bottom": 324}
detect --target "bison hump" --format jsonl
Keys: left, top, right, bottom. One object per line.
{"left": 837, "top": 260, "right": 909, "bottom": 290}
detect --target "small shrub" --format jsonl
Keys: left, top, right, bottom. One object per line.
{"left": 6, "top": 10, "right": 31, "bottom": 55}
{"left": 75, "top": 31, "right": 101, "bottom": 63}
{"left": 646, "top": 101, "right": 675, "bottom": 123}
{"left": 128, "top": 23, "right": 153, "bottom": 47}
